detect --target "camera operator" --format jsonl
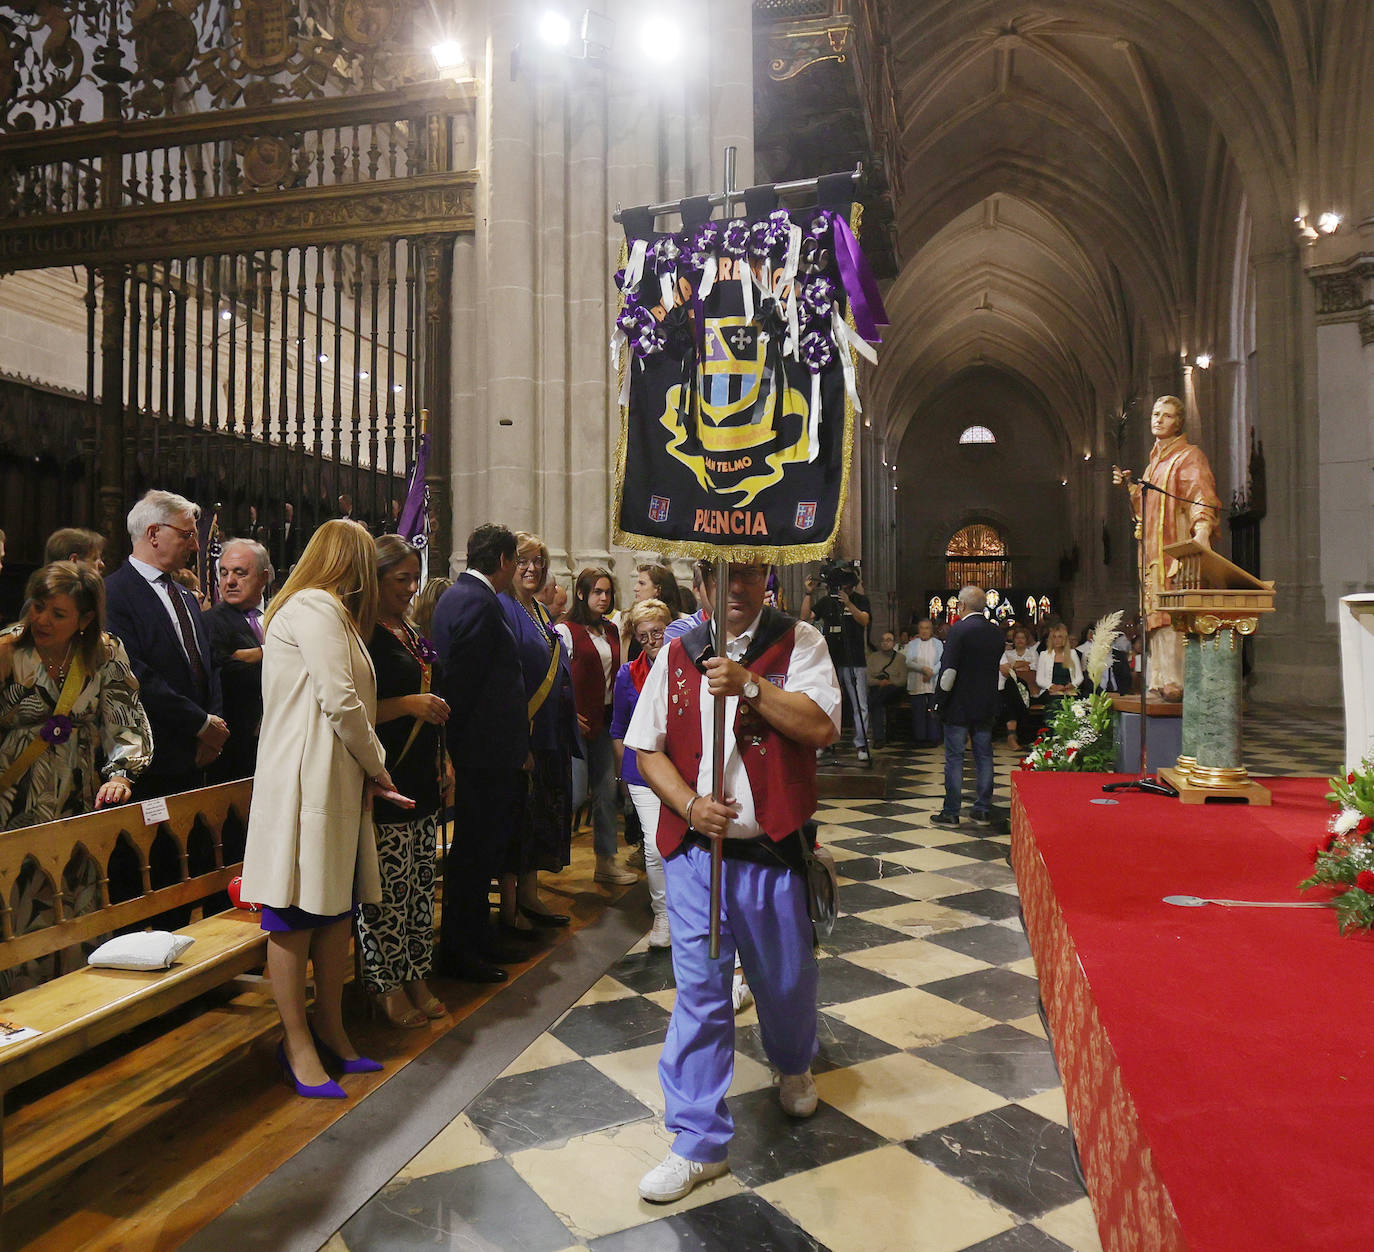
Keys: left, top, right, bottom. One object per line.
{"left": 801, "top": 563, "right": 872, "bottom": 762}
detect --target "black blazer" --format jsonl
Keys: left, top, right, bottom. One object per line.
{"left": 935, "top": 614, "right": 1006, "bottom": 728}
{"left": 104, "top": 560, "right": 222, "bottom": 783}
{"left": 204, "top": 600, "right": 263, "bottom": 780}
{"left": 431, "top": 571, "right": 529, "bottom": 770}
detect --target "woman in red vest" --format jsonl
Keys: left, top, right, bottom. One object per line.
{"left": 555, "top": 568, "right": 637, "bottom": 885}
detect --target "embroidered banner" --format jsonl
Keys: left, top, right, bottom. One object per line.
{"left": 611, "top": 198, "right": 886, "bottom": 563}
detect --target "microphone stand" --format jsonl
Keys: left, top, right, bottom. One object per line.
{"left": 1103, "top": 477, "right": 1177, "bottom": 797}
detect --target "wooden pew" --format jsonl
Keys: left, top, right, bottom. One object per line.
{"left": 0, "top": 780, "right": 263, "bottom": 1207}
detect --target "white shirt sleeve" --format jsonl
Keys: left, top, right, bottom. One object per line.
{"left": 623, "top": 643, "right": 671, "bottom": 754}
{"left": 786, "top": 620, "right": 842, "bottom": 734}
{"left": 1035, "top": 651, "right": 1054, "bottom": 689}
{"left": 554, "top": 622, "right": 573, "bottom": 659}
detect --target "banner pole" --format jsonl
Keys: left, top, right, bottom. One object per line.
{"left": 708, "top": 145, "right": 737, "bottom": 962}
{"left": 709, "top": 556, "right": 728, "bottom": 960}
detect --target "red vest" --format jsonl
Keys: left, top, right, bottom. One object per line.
{"left": 655, "top": 629, "right": 818, "bottom": 858}
{"left": 565, "top": 621, "right": 620, "bottom": 738}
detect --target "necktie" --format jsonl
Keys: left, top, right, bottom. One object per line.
{"left": 247, "top": 608, "right": 264, "bottom": 644}
{"left": 158, "top": 574, "right": 208, "bottom": 693}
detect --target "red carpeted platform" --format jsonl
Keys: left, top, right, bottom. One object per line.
{"left": 1011, "top": 772, "right": 1371, "bottom": 1252}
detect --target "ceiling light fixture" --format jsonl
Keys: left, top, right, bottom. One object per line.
{"left": 539, "top": 11, "right": 572, "bottom": 46}
{"left": 431, "top": 40, "right": 463, "bottom": 70}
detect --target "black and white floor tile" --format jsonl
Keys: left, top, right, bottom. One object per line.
{"left": 325, "top": 705, "right": 1340, "bottom": 1252}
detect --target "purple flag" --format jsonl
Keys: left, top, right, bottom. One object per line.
{"left": 397, "top": 433, "right": 430, "bottom": 544}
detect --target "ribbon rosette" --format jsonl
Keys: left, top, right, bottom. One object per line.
{"left": 415, "top": 637, "right": 439, "bottom": 665}
{"left": 40, "top": 714, "right": 74, "bottom": 746}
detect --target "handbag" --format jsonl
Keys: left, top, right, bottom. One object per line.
{"left": 800, "top": 821, "right": 839, "bottom": 938}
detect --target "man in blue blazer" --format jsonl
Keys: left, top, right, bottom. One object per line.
{"left": 431, "top": 523, "right": 531, "bottom": 983}
{"left": 105, "top": 490, "right": 227, "bottom": 802}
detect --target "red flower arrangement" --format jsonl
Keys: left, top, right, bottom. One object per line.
{"left": 1301, "top": 759, "right": 1374, "bottom": 933}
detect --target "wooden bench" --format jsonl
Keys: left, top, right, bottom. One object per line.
{"left": 0, "top": 780, "right": 263, "bottom": 1207}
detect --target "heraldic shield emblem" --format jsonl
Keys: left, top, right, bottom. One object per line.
{"left": 658, "top": 315, "right": 813, "bottom": 508}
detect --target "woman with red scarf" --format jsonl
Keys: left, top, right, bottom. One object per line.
{"left": 610, "top": 599, "right": 674, "bottom": 946}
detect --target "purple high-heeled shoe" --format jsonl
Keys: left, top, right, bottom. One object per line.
{"left": 276, "top": 1042, "right": 346, "bottom": 1099}
{"left": 311, "top": 1027, "right": 384, "bottom": 1074}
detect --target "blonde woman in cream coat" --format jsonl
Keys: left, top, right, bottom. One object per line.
{"left": 240, "top": 520, "right": 413, "bottom": 1099}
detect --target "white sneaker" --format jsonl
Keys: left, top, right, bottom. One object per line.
{"left": 638, "top": 1150, "right": 728, "bottom": 1203}
{"left": 778, "top": 1070, "right": 817, "bottom": 1118}
{"left": 647, "top": 913, "right": 672, "bottom": 948}
{"left": 732, "top": 972, "right": 753, "bottom": 1014}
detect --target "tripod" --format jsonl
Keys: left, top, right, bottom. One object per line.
{"left": 1103, "top": 477, "right": 1177, "bottom": 797}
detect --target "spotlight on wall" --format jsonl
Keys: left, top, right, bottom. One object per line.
{"left": 539, "top": 11, "right": 573, "bottom": 47}
{"left": 1194, "top": 352, "right": 1212, "bottom": 370}
{"left": 1082, "top": 451, "right": 1092, "bottom": 461}
{"left": 1060, "top": 477, "right": 1068, "bottom": 486}
{"left": 219, "top": 308, "right": 232, "bottom": 321}
{"left": 639, "top": 12, "right": 679, "bottom": 63}
{"left": 317, "top": 353, "right": 329, "bottom": 364}
{"left": 1318, "top": 210, "right": 1343, "bottom": 234}
{"left": 431, "top": 40, "right": 464, "bottom": 70}
{"left": 358, "top": 370, "right": 370, "bottom": 381}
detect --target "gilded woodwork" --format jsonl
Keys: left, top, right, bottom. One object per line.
{"left": 1, "top": 0, "right": 444, "bottom": 130}
{"left": 0, "top": 171, "right": 473, "bottom": 268}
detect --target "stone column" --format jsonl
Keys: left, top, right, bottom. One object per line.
{"left": 1177, "top": 629, "right": 1200, "bottom": 773}
{"left": 1192, "top": 625, "right": 1247, "bottom": 785}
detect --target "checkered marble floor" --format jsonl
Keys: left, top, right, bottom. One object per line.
{"left": 324, "top": 705, "right": 1341, "bottom": 1252}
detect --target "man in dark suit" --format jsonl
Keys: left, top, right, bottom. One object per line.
{"left": 931, "top": 586, "right": 1006, "bottom": 828}
{"left": 105, "top": 489, "right": 227, "bottom": 802}
{"left": 205, "top": 538, "right": 271, "bottom": 783}
{"left": 430, "top": 523, "right": 530, "bottom": 983}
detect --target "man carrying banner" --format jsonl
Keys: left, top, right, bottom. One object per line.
{"left": 624, "top": 561, "right": 840, "bottom": 1203}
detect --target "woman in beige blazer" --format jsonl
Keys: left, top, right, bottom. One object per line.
{"left": 240, "top": 520, "right": 412, "bottom": 1099}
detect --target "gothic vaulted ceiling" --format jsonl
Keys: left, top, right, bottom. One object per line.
{"left": 865, "top": 0, "right": 1374, "bottom": 463}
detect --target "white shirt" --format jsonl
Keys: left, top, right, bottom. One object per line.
{"left": 998, "top": 645, "right": 1038, "bottom": 691}
{"left": 127, "top": 554, "right": 196, "bottom": 667}
{"left": 903, "top": 637, "right": 942, "bottom": 695}
{"left": 624, "top": 613, "right": 840, "bottom": 841}
{"left": 464, "top": 568, "right": 496, "bottom": 595}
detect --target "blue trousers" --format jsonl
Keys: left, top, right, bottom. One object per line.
{"left": 660, "top": 842, "right": 818, "bottom": 1163}
{"left": 941, "top": 722, "right": 994, "bottom": 816}
{"left": 570, "top": 725, "right": 618, "bottom": 858}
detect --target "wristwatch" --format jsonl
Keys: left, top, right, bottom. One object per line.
{"left": 742, "top": 674, "right": 760, "bottom": 701}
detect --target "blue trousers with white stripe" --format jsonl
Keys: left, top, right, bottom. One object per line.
{"left": 658, "top": 840, "right": 818, "bottom": 1162}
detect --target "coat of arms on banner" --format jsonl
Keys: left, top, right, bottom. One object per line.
{"left": 611, "top": 198, "right": 887, "bottom": 562}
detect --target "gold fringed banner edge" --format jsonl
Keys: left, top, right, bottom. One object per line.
{"left": 609, "top": 200, "right": 864, "bottom": 568}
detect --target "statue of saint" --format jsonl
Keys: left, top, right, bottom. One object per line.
{"left": 1112, "top": 395, "right": 1223, "bottom": 701}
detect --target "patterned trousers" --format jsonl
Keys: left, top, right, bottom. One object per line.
{"left": 356, "top": 812, "right": 438, "bottom": 994}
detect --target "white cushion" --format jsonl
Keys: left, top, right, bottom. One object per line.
{"left": 86, "top": 931, "right": 195, "bottom": 971}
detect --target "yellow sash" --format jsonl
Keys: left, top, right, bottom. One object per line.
{"left": 527, "top": 601, "right": 560, "bottom": 724}
{"left": 0, "top": 654, "right": 88, "bottom": 794}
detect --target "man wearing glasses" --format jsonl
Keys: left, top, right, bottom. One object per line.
{"left": 625, "top": 562, "right": 841, "bottom": 1203}
{"left": 105, "top": 490, "right": 227, "bottom": 803}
